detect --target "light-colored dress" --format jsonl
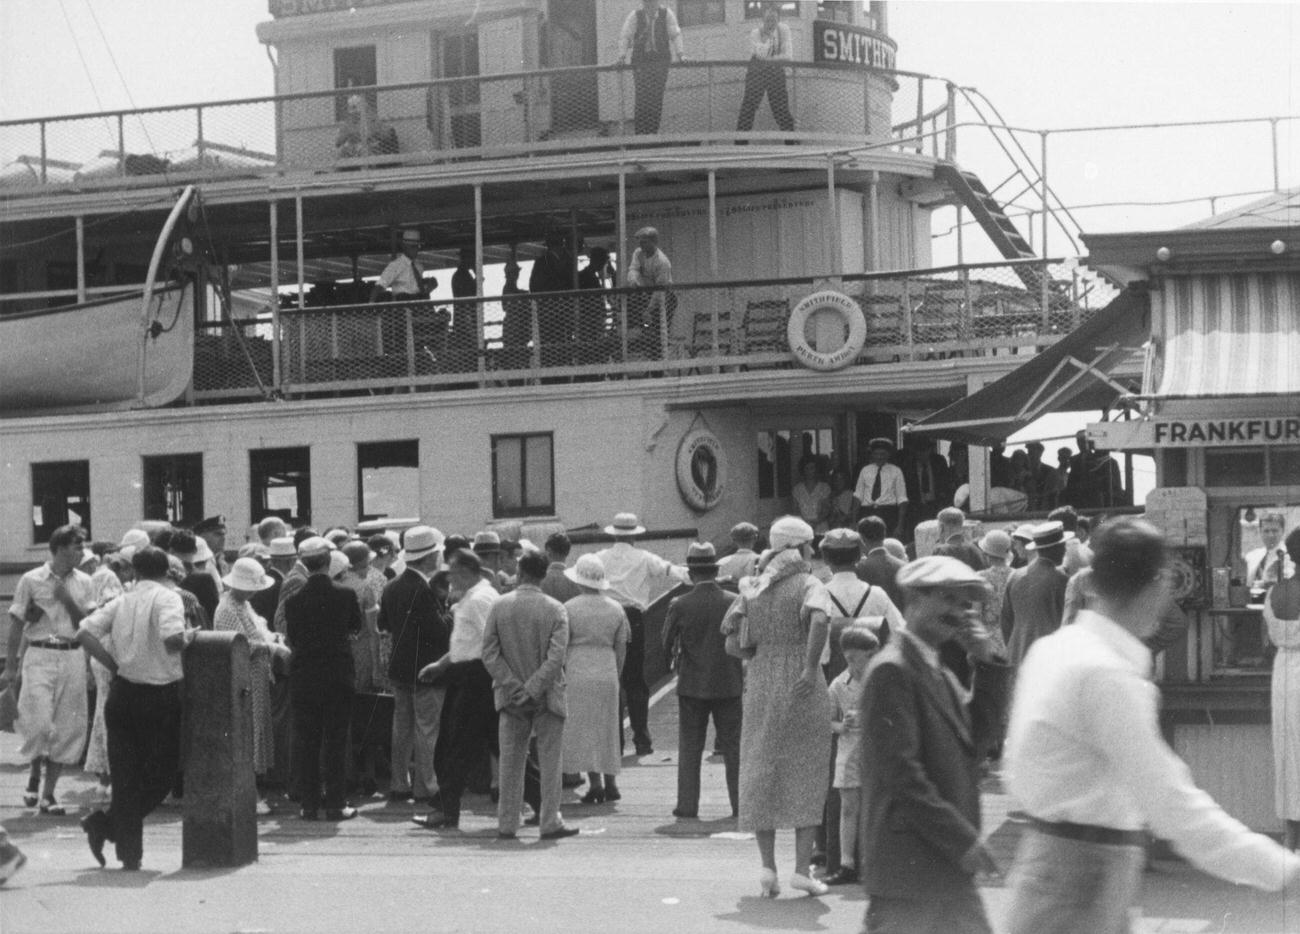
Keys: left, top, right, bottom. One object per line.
{"left": 978, "top": 562, "right": 1013, "bottom": 657}
{"left": 561, "top": 593, "right": 629, "bottom": 775}
{"left": 84, "top": 569, "right": 125, "bottom": 777}
{"left": 728, "top": 565, "right": 832, "bottom": 831}
{"left": 213, "top": 595, "right": 275, "bottom": 775}
{"left": 1266, "top": 594, "right": 1300, "bottom": 820}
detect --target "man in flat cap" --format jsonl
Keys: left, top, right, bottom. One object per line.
{"left": 853, "top": 438, "right": 908, "bottom": 540}
{"left": 627, "top": 227, "right": 674, "bottom": 357}
{"left": 858, "top": 556, "right": 1009, "bottom": 933}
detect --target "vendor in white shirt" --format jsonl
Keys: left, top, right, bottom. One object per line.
{"left": 1004, "top": 518, "right": 1300, "bottom": 934}
{"left": 852, "top": 437, "right": 908, "bottom": 540}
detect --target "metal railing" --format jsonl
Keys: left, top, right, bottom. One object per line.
{"left": 0, "top": 62, "right": 952, "bottom": 192}
{"left": 192, "top": 259, "right": 1096, "bottom": 401}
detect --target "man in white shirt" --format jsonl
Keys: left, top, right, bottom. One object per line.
{"left": 1247, "top": 512, "right": 1295, "bottom": 585}
{"left": 369, "top": 229, "right": 435, "bottom": 363}
{"left": 596, "top": 512, "right": 689, "bottom": 754}
{"left": 618, "top": 0, "right": 683, "bottom": 135}
{"left": 736, "top": 2, "right": 794, "bottom": 135}
{"left": 413, "top": 548, "right": 501, "bottom": 831}
{"left": 627, "top": 226, "right": 674, "bottom": 356}
{"left": 76, "top": 545, "right": 191, "bottom": 871}
{"left": 1004, "top": 518, "right": 1300, "bottom": 933}
{"left": 853, "top": 437, "right": 908, "bottom": 539}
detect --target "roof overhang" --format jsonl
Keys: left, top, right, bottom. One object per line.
{"left": 1083, "top": 228, "right": 1300, "bottom": 285}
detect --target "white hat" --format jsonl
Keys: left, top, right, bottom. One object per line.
{"left": 401, "top": 525, "right": 445, "bottom": 561}
{"left": 297, "top": 536, "right": 334, "bottom": 558}
{"left": 223, "top": 557, "right": 275, "bottom": 592}
{"left": 769, "top": 515, "right": 814, "bottom": 551}
{"left": 605, "top": 513, "right": 646, "bottom": 536}
{"left": 329, "top": 551, "right": 350, "bottom": 578}
{"left": 564, "top": 554, "right": 610, "bottom": 590}
{"left": 120, "top": 528, "right": 151, "bottom": 550}
{"left": 269, "top": 536, "right": 297, "bottom": 557}
{"left": 193, "top": 538, "right": 214, "bottom": 564}
{"left": 882, "top": 538, "right": 908, "bottom": 561}
{"left": 897, "top": 555, "right": 988, "bottom": 592}
{"left": 238, "top": 542, "right": 271, "bottom": 561}
{"left": 1025, "top": 521, "right": 1075, "bottom": 551}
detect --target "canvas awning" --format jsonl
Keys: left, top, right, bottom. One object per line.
{"left": 907, "top": 288, "right": 1149, "bottom": 446}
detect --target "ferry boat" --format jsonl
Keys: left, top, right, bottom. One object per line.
{"left": 0, "top": 0, "right": 1136, "bottom": 572}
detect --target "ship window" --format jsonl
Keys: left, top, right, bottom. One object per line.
{"left": 1204, "top": 448, "right": 1267, "bottom": 488}
{"left": 815, "top": 1, "right": 858, "bottom": 24}
{"left": 744, "top": 1, "right": 800, "bottom": 18}
{"left": 334, "top": 45, "right": 377, "bottom": 121}
{"left": 678, "top": 0, "right": 726, "bottom": 27}
{"left": 491, "top": 433, "right": 554, "bottom": 518}
{"left": 1271, "top": 447, "right": 1300, "bottom": 487}
{"left": 143, "top": 454, "right": 204, "bottom": 528}
{"left": 358, "top": 441, "right": 420, "bottom": 523}
{"left": 32, "top": 460, "right": 90, "bottom": 545}
{"left": 251, "top": 447, "right": 312, "bottom": 527}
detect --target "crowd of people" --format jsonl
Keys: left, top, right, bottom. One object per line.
{"left": 3, "top": 504, "right": 1299, "bottom": 933}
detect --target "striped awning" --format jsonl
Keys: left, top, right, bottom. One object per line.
{"left": 1155, "top": 272, "right": 1300, "bottom": 397}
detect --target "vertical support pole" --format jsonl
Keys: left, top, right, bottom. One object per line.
{"left": 945, "top": 82, "right": 957, "bottom": 161}
{"left": 1039, "top": 131, "right": 1050, "bottom": 328}
{"left": 294, "top": 194, "right": 305, "bottom": 311}
{"left": 914, "top": 80, "right": 924, "bottom": 153}
{"left": 269, "top": 201, "right": 281, "bottom": 393}
{"left": 475, "top": 183, "right": 485, "bottom": 382}
{"left": 826, "top": 155, "right": 839, "bottom": 276}
{"left": 967, "top": 375, "right": 989, "bottom": 514}
{"left": 867, "top": 171, "right": 880, "bottom": 277}
{"left": 118, "top": 113, "right": 126, "bottom": 177}
{"left": 196, "top": 106, "right": 205, "bottom": 168}
{"left": 39, "top": 121, "right": 47, "bottom": 184}
{"left": 707, "top": 169, "right": 719, "bottom": 365}
{"left": 617, "top": 167, "right": 628, "bottom": 363}
{"left": 902, "top": 278, "right": 915, "bottom": 361}
{"left": 75, "top": 216, "right": 86, "bottom": 303}
{"left": 1272, "top": 118, "right": 1281, "bottom": 193}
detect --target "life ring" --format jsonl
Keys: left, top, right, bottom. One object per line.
{"left": 676, "top": 426, "right": 726, "bottom": 512}
{"left": 786, "top": 290, "right": 867, "bottom": 371}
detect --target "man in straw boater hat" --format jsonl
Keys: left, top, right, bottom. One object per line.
{"left": 852, "top": 437, "right": 909, "bottom": 541}
{"left": 1003, "top": 518, "right": 1300, "bottom": 933}
{"left": 858, "top": 555, "right": 1010, "bottom": 933}
{"left": 661, "top": 542, "right": 743, "bottom": 821}
{"left": 595, "top": 513, "right": 688, "bottom": 756}
{"left": 1002, "top": 521, "right": 1071, "bottom": 669}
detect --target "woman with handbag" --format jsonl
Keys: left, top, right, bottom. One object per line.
{"left": 721, "top": 516, "right": 834, "bottom": 898}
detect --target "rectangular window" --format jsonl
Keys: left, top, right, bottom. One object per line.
{"left": 677, "top": 0, "right": 726, "bottom": 27}
{"left": 491, "top": 433, "right": 554, "bottom": 518}
{"left": 32, "top": 460, "right": 90, "bottom": 544}
{"left": 744, "top": 1, "right": 800, "bottom": 18}
{"left": 334, "top": 45, "right": 377, "bottom": 121}
{"left": 143, "top": 454, "right": 204, "bottom": 527}
{"left": 1268, "top": 446, "right": 1300, "bottom": 487}
{"left": 358, "top": 440, "right": 420, "bottom": 523}
{"left": 816, "top": 1, "right": 859, "bottom": 24}
{"left": 1204, "top": 448, "right": 1267, "bottom": 488}
{"left": 251, "top": 447, "right": 311, "bottom": 526}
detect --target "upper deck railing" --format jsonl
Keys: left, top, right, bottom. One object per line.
{"left": 192, "top": 258, "right": 1104, "bottom": 403}
{"left": 0, "top": 61, "right": 952, "bottom": 194}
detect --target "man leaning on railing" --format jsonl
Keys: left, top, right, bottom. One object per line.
{"left": 619, "top": 0, "right": 684, "bottom": 136}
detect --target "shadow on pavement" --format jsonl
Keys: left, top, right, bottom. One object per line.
{"left": 714, "top": 894, "right": 833, "bottom": 930}
{"left": 28, "top": 867, "right": 163, "bottom": 888}
{"left": 654, "top": 817, "right": 739, "bottom": 838}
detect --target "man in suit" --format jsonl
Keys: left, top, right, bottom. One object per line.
{"left": 377, "top": 526, "right": 451, "bottom": 805}
{"left": 283, "top": 538, "right": 362, "bottom": 821}
{"left": 661, "top": 543, "right": 742, "bottom": 820}
{"left": 482, "top": 551, "right": 577, "bottom": 840}
{"left": 902, "top": 437, "right": 953, "bottom": 539}
{"left": 859, "top": 556, "right": 1010, "bottom": 933}
{"left": 1002, "top": 522, "right": 1071, "bottom": 668}
{"left": 856, "top": 516, "right": 905, "bottom": 608}
{"left": 933, "top": 507, "right": 987, "bottom": 573}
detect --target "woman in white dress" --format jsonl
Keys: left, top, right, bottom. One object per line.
{"left": 1267, "top": 528, "right": 1300, "bottom": 850}
{"left": 561, "top": 555, "right": 629, "bottom": 804}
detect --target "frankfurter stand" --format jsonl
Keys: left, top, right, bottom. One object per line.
{"left": 1082, "top": 190, "right": 1300, "bottom": 833}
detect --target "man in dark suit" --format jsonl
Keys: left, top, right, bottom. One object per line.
{"left": 661, "top": 543, "right": 742, "bottom": 820}
{"left": 283, "top": 538, "right": 362, "bottom": 821}
{"left": 859, "top": 556, "right": 1010, "bottom": 933}
{"left": 902, "top": 437, "right": 953, "bottom": 541}
{"left": 1001, "top": 521, "right": 1071, "bottom": 668}
{"left": 856, "top": 516, "right": 905, "bottom": 608}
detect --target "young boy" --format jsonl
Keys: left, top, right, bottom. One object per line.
{"left": 824, "top": 623, "right": 881, "bottom": 885}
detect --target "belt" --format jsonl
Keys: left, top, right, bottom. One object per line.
{"left": 1031, "top": 818, "right": 1146, "bottom": 848}
{"left": 28, "top": 639, "right": 79, "bottom": 651}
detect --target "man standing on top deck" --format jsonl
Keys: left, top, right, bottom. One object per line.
{"left": 1004, "top": 518, "right": 1300, "bottom": 933}
{"left": 736, "top": 2, "right": 794, "bottom": 138}
{"left": 596, "top": 512, "right": 689, "bottom": 755}
{"left": 619, "top": 0, "right": 683, "bottom": 136}
{"left": 853, "top": 438, "right": 908, "bottom": 540}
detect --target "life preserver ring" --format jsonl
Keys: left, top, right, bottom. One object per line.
{"left": 676, "top": 427, "right": 725, "bottom": 512}
{"left": 786, "top": 290, "right": 867, "bottom": 371}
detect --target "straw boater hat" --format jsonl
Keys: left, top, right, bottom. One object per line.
{"left": 269, "top": 536, "right": 297, "bottom": 558}
{"left": 564, "top": 553, "right": 610, "bottom": 590}
{"left": 1025, "top": 520, "right": 1075, "bottom": 551}
{"left": 400, "top": 526, "right": 444, "bottom": 562}
{"left": 977, "top": 530, "right": 1013, "bottom": 561}
{"left": 685, "top": 542, "right": 719, "bottom": 569}
{"left": 297, "top": 536, "right": 334, "bottom": 558}
{"left": 223, "top": 557, "right": 275, "bottom": 592}
{"left": 605, "top": 513, "right": 646, "bottom": 536}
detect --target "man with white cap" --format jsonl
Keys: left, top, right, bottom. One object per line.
{"left": 852, "top": 438, "right": 908, "bottom": 539}
{"left": 282, "top": 537, "right": 362, "bottom": 821}
{"left": 858, "top": 555, "right": 1009, "bottom": 933}
{"left": 1002, "top": 521, "right": 1071, "bottom": 669}
{"left": 595, "top": 512, "right": 689, "bottom": 755}
{"left": 1004, "top": 518, "right": 1300, "bottom": 933}
{"left": 378, "top": 526, "right": 451, "bottom": 806}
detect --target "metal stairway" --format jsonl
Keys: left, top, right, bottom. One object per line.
{"left": 934, "top": 161, "right": 1042, "bottom": 290}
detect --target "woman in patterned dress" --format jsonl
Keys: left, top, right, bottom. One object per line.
{"left": 83, "top": 553, "right": 133, "bottom": 803}
{"left": 721, "top": 516, "right": 834, "bottom": 898}
{"left": 214, "top": 558, "right": 279, "bottom": 814}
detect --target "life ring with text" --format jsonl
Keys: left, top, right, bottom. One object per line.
{"left": 786, "top": 290, "right": 867, "bottom": 371}
{"left": 676, "top": 427, "right": 726, "bottom": 512}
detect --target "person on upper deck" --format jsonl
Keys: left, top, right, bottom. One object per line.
{"left": 627, "top": 227, "right": 674, "bottom": 354}
{"left": 336, "top": 94, "right": 397, "bottom": 160}
{"left": 736, "top": 3, "right": 794, "bottom": 139}
{"left": 619, "top": 0, "right": 683, "bottom": 136}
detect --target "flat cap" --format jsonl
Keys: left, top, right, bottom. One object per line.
{"left": 897, "top": 555, "right": 988, "bottom": 592}
{"left": 820, "top": 528, "right": 862, "bottom": 552}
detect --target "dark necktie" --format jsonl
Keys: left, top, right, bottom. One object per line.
{"left": 870, "top": 468, "right": 883, "bottom": 503}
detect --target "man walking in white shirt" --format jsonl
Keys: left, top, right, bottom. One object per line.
{"left": 1005, "top": 518, "right": 1300, "bottom": 933}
